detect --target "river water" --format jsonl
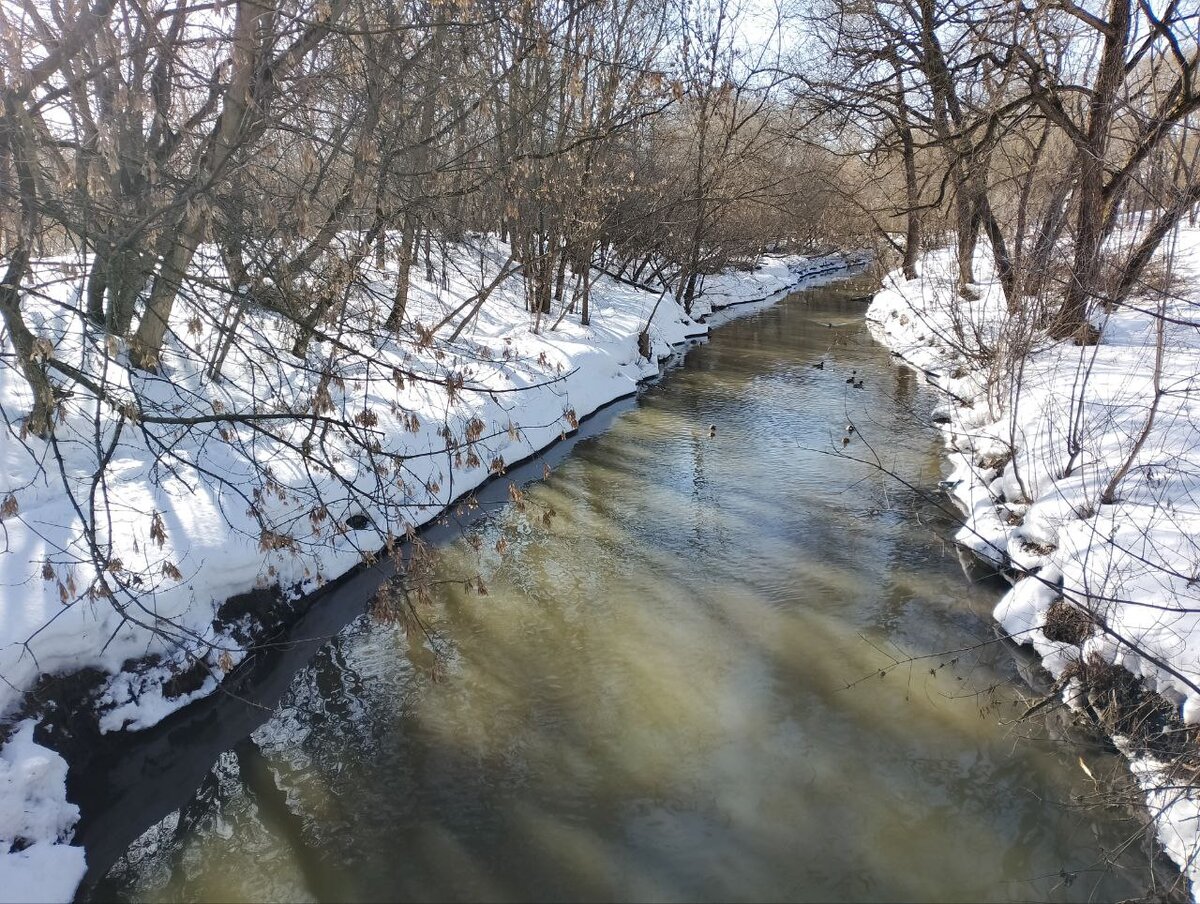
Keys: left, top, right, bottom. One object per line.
{"left": 92, "top": 274, "right": 1170, "bottom": 902}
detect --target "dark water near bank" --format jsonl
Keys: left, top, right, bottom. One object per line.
{"left": 92, "top": 276, "right": 1171, "bottom": 902}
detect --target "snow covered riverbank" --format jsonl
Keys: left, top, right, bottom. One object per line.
{"left": 867, "top": 231, "right": 1200, "bottom": 897}
{"left": 0, "top": 241, "right": 861, "bottom": 900}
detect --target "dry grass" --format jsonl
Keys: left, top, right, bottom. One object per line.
{"left": 1042, "top": 598, "right": 1095, "bottom": 645}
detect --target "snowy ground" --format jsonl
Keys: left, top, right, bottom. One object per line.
{"left": 867, "top": 229, "right": 1200, "bottom": 896}
{"left": 0, "top": 239, "right": 856, "bottom": 900}
{"left": 0, "top": 723, "right": 85, "bottom": 903}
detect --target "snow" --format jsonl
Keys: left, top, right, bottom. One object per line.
{"left": 867, "top": 228, "right": 1200, "bottom": 897}
{"left": 0, "top": 722, "right": 86, "bottom": 904}
{"left": 0, "top": 238, "right": 856, "bottom": 902}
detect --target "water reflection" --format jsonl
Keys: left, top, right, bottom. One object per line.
{"left": 96, "top": 276, "right": 1172, "bottom": 902}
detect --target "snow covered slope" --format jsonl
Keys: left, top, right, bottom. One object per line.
{"left": 868, "top": 230, "right": 1200, "bottom": 896}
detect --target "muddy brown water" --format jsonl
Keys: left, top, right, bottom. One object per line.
{"left": 87, "top": 274, "right": 1174, "bottom": 902}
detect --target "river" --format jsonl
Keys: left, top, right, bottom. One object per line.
{"left": 87, "top": 273, "right": 1171, "bottom": 902}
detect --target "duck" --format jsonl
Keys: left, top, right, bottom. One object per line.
{"left": 810, "top": 360, "right": 824, "bottom": 369}
{"left": 841, "top": 435, "right": 851, "bottom": 447}
{"left": 708, "top": 424, "right": 717, "bottom": 438}
{"left": 845, "top": 370, "right": 856, "bottom": 384}
{"left": 854, "top": 379, "right": 864, "bottom": 389}
{"left": 845, "top": 424, "right": 855, "bottom": 434}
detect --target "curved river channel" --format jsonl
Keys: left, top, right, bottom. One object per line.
{"left": 87, "top": 274, "right": 1173, "bottom": 901}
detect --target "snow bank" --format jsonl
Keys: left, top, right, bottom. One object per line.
{"left": 867, "top": 230, "right": 1200, "bottom": 895}
{"left": 0, "top": 722, "right": 86, "bottom": 903}
{"left": 0, "top": 238, "right": 855, "bottom": 901}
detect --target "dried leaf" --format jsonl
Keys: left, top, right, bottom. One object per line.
{"left": 150, "top": 511, "right": 167, "bottom": 548}
{"left": 259, "top": 529, "right": 296, "bottom": 552}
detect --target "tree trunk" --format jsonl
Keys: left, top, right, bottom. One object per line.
{"left": 1024, "top": 177, "right": 1073, "bottom": 299}
{"left": 1052, "top": 0, "right": 1132, "bottom": 338}
{"left": 682, "top": 269, "right": 699, "bottom": 315}
{"left": 385, "top": 18, "right": 444, "bottom": 331}
{"left": 893, "top": 66, "right": 921, "bottom": 280}
{"left": 953, "top": 180, "right": 978, "bottom": 290}
{"left": 86, "top": 254, "right": 107, "bottom": 324}
{"left": 553, "top": 246, "right": 568, "bottom": 303}
{"left": 580, "top": 259, "right": 591, "bottom": 326}
{"left": 386, "top": 218, "right": 418, "bottom": 331}
{"left": 0, "top": 249, "right": 56, "bottom": 436}
{"left": 131, "top": 208, "right": 203, "bottom": 369}
{"left": 1, "top": 92, "right": 57, "bottom": 433}
{"left": 1111, "top": 178, "right": 1200, "bottom": 303}
{"left": 980, "top": 197, "right": 1017, "bottom": 309}
{"left": 106, "top": 248, "right": 144, "bottom": 336}
{"left": 130, "top": 0, "right": 276, "bottom": 369}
